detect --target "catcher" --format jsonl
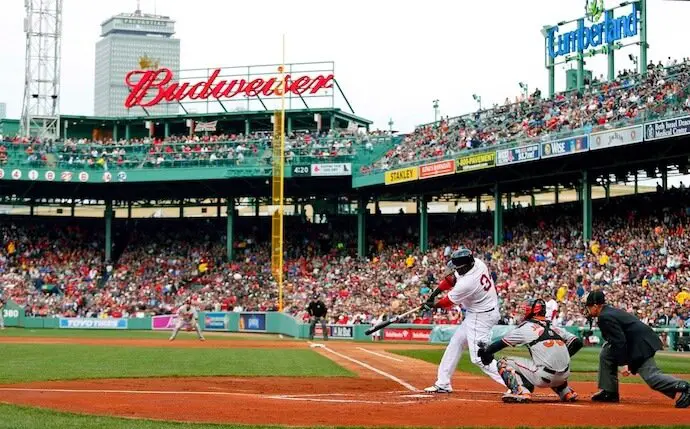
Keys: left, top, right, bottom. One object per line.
{"left": 169, "top": 298, "right": 205, "bottom": 342}
{"left": 477, "top": 298, "right": 583, "bottom": 403}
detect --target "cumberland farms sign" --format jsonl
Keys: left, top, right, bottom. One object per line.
{"left": 124, "top": 67, "right": 335, "bottom": 109}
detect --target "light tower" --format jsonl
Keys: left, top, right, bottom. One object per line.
{"left": 21, "top": 0, "right": 63, "bottom": 139}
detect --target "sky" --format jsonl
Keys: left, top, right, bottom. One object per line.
{"left": 1, "top": 0, "right": 689, "bottom": 134}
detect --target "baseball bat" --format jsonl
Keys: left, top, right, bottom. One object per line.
{"left": 365, "top": 306, "right": 423, "bottom": 336}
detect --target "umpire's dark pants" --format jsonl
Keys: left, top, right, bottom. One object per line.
{"left": 309, "top": 317, "right": 328, "bottom": 340}
{"left": 599, "top": 342, "right": 680, "bottom": 398}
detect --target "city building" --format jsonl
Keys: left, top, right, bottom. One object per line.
{"left": 94, "top": 7, "right": 180, "bottom": 117}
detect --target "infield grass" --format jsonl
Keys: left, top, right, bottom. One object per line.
{"left": 0, "top": 404, "right": 688, "bottom": 429}
{"left": 390, "top": 348, "right": 690, "bottom": 383}
{"left": 0, "top": 344, "right": 352, "bottom": 383}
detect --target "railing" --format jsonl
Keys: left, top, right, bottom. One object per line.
{"left": 0, "top": 135, "right": 398, "bottom": 171}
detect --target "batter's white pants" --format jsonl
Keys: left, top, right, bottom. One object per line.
{"left": 435, "top": 308, "right": 505, "bottom": 389}
{"left": 505, "top": 357, "right": 570, "bottom": 389}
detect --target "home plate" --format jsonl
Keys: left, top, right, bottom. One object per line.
{"left": 401, "top": 394, "right": 434, "bottom": 398}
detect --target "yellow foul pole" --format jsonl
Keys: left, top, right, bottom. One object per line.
{"left": 271, "top": 34, "right": 286, "bottom": 311}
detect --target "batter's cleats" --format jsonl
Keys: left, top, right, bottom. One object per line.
{"left": 591, "top": 390, "right": 619, "bottom": 403}
{"left": 674, "top": 381, "right": 690, "bottom": 408}
{"left": 200, "top": 337, "right": 206, "bottom": 341}
{"left": 424, "top": 384, "right": 452, "bottom": 394}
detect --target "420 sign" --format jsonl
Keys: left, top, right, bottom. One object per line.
{"left": 124, "top": 67, "right": 334, "bottom": 109}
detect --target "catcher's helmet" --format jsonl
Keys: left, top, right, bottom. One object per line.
{"left": 521, "top": 298, "right": 546, "bottom": 321}
{"left": 450, "top": 248, "right": 475, "bottom": 276}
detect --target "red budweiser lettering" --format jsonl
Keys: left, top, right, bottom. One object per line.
{"left": 419, "top": 160, "right": 455, "bottom": 179}
{"left": 383, "top": 328, "right": 432, "bottom": 341}
{"left": 124, "top": 67, "right": 335, "bottom": 108}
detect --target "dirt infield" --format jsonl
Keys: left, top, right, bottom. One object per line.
{"left": 0, "top": 337, "right": 689, "bottom": 427}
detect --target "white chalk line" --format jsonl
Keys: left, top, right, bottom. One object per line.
{"left": 356, "top": 347, "right": 405, "bottom": 363}
{"left": 309, "top": 342, "right": 417, "bottom": 391}
{"left": 0, "top": 387, "right": 420, "bottom": 405}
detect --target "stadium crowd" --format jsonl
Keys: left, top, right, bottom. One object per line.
{"left": 1, "top": 187, "right": 690, "bottom": 332}
{"left": 366, "top": 58, "right": 690, "bottom": 173}
{"left": 1, "top": 128, "right": 390, "bottom": 170}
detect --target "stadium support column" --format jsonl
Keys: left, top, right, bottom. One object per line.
{"left": 245, "top": 120, "right": 250, "bottom": 136}
{"left": 125, "top": 124, "right": 130, "bottom": 141}
{"left": 127, "top": 201, "right": 132, "bottom": 219}
{"left": 179, "top": 200, "right": 184, "bottom": 218}
{"left": 530, "top": 192, "right": 536, "bottom": 207}
{"left": 287, "top": 117, "right": 292, "bottom": 135}
{"left": 606, "top": 10, "right": 615, "bottom": 81}
{"left": 582, "top": 170, "right": 592, "bottom": 242}
{"left": 254, "top": 198, "right": 260, "bottom": 217}
{"left": 357, "top": 196, "right": 366, "bottom": 258}
{"left": 164, "top": 122, "right": 170, "bottom": 138}
{"left": 662, "top": 165, "right": 668, "bottom": 191}
{"left": 227, "top": 198, "right": 235, "bottom": 262}
{"left": 493, "top": 185, "right": 503, "bottom": 246}
{"left": 555, "top": 184, "right": 560, "bottom": 204}
{"left": 476, "top": 196, "right": 481, "bottom": 213}
{"left": 640, "top": 0, "right": 648, "bottom": 76}
{"left": 418, "top": 195, "right": 428, "bottom": 253}
{"left": 105, "top": 200, "right": 113, "bottom": 262}
{"left": 506, "top": 193, "right": 512, "bottom": 211}
{"left": 113, "top": 125, "right": 118, "bottom": 142}
{"left": 634, "top": 172, "right": 639, "bottom": 194}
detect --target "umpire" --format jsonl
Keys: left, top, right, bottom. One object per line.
{"left": 307, "top": 295, "right": 328, "bottom": 341}
{"left": 584, "top": 290, "right": 690, "bottom": 408}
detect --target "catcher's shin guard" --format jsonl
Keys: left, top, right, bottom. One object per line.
{"left": 497, "top": 358, "right": 525, "bottom": 395}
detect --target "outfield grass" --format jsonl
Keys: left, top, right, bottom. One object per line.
{"left": 0, "top": 403, "right": 688, "bottom": 429}
{"left": 0, "top": 327, "right": 295, "bottom": 340}
{"left": 390, "top": 348, "right": 690, "bottom": 383}
{"left": 0, "top": 343, "right": 352, "bottom": 383}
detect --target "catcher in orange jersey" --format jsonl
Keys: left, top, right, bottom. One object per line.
{"left": 169, "top": 298, "right": 205, "bottom": 341}
{"left": 478, "top": 298, "right": 583, "bottom": 403}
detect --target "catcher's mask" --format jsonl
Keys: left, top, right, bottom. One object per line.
{"left": 521, "top": 298, "right": 546, "bottom": 322}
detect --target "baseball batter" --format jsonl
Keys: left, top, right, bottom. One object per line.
{"left": 478, "top": 298, "right": 583, "bottom": 403}
{"left": 423, "top": 248, "right": 505, "bottom": 393}
{"left": 169, "top": 298, "right": 205, "bottom": 341}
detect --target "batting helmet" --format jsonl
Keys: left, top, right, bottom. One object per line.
{"left": 450, "top": 248, "right": 475, "bottom": 276}
{"left": 521, "top": 298, "right": 546, "bottom": 322}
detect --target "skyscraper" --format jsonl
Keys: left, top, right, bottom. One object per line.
{"left": 94, "top": 6, "right": 180, "bottom": 117}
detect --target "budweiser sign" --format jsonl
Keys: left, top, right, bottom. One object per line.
{"left": 124, "top": 67, "right": 334, "bottom": 109}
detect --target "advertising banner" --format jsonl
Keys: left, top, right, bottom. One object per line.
{"left": 496, "top": 144, "right": 541, "bottom": 166}
{"left": 541, "top": 135, "right": 589, "bottom": 158}
{"left": 384, "top": 166, "right": 418, "bottom": 185}
{"left": 204, "top": 312, "right": 229, "bottom": 331}
{"left": 59, "top": 318, "right": 128, "bottom": 329}
{"left": 591, "top": 125, "right": 643, "bottom": 150}
{"left": 239, "top": 312, "right": 266, "bottom": 332}
{"left": 644, "top": 116, "right": 690, "bottom": 141}
{"left": 314, "top": 324, "right": 354, "bottom": 339}
{"left": 456, "top": 152, "right": 496, "bottom": 172}
{"left": 419, "top": 160, "right": 455, "bottom": 179}
{"left": 291, "top": 165, "right": 311, "bottom": 177}
{"left": 151, "top": 314, "right": 177, "bottom": 330}
{"left": 310, "top": 163, "right": 352, "bottom": 176}
{"left": 382, "top": 327, "right": 431, "bottom": 341}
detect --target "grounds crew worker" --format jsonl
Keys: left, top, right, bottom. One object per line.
{"left": 584, "top": 290, "right": 690, "bottom": 408}
{"left": 307, "top": 295, "right": 328, "bottom": 341}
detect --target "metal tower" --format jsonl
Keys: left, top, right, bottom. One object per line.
{"left": 21, "top": 0, "right": 63, "bottom": 139}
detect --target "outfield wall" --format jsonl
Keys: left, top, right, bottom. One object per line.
{"left": 3, "top": 304, "right": 687, "bottom": 349}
